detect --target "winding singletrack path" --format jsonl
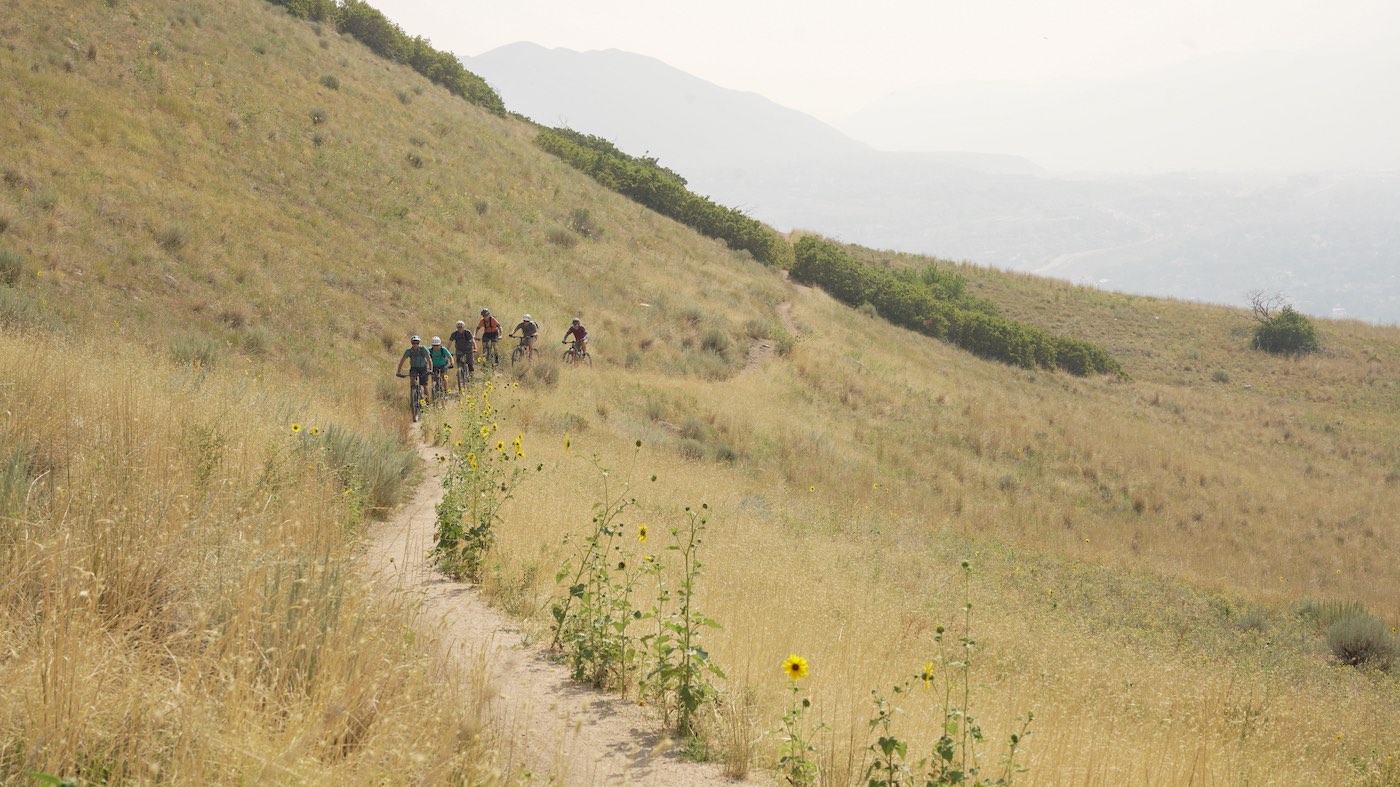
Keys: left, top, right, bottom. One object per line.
{"left": 364, "top": 440, "right": 745, "bottom": 786}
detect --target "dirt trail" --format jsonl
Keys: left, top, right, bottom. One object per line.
{"left": 364, "top": 441, "right": 743, "bottom": 786}
{"left": 739, "top": 297, "right": 799, "bottom": 377}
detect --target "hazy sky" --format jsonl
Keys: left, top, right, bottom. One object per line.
{"left": 371, "top": 0, "right": 1399, "bottom": 119}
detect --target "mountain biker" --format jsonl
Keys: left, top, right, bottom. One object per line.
{"left": 476, "top": 308, "right": 502, "bottom": 362}
{"left": 428, "top": 336, "right": 454, "bottom": 393}
{"left": 449, "top": 320, "right": 475, "bottom": 379}
{"left": 511, "top": 313, "right": 540, "bottom": 356}
{"left": 395, "top": 335, "right": 433, "bottom": 405}
{"left": 563, "top": 318, "right": 588, "bottom": 356}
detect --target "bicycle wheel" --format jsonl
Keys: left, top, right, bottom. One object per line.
{"left": 511, "top": 346, "right": 525, "bottom": 366}
{"left": 433, "top": 374, "right": 446, "bottom": 402}
{"left": 581, "top": 351, "right": 592, "bottom": 367}
{"left": 410, "top": 383, "right": 421, "bottom": 422}
{"left": 457, "top": 363, "right": 469, "bottom": 389}
{"left": 562, "top": 349, "right": 574, "bottom": 365}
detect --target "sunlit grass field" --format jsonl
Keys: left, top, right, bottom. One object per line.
{"left": 3, "top": 0, "right": 1398, "bottom": 783}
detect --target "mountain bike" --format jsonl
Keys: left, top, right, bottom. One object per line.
{"left": 509, "top": 334, "right": 538, "bottom": 367}
{"left": 562, "top": 339, "right": 591, "bottom": 366}
{"left": 478, "top": 336, "right": 500, "bottom": 367}
{"left": 456, "top": 352, "right": 472, "bottom": 388}
{"left": 431, "top": 366, "right": 450, "bottom": 403}
{"left": 397, "top": 372, "right": 424, "bottom": 422}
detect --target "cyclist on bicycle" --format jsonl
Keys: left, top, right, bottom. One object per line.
{"left": 476, "top": 308, "right": 502, "bottom": 362}
{"left": 510, "top": 313, "right": 541, "bottom": 356}
{"left": 563, "top": 318, "right": 588, "bottom": 355}
{"left": 395, "top": 335, "right": 433, "bottom": 405}
{"left": 429, "top": 336, "right": 454, "bottom": 393}
{"left": 449, "top": 320, "right": 475, "bottom": 378}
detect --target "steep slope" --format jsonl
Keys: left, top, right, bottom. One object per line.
{"left": 2, "top": 0, "right": 1399, "bottom": 785}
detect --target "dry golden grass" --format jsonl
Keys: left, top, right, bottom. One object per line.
{"left": 454, "top": 282, "right": 1400, "bottom": 785}
{"left": 3, "top": 0, "right": 1399, "bottom": 783}
{"left": 0, "top": 330, "right": 505, "bottom": 783}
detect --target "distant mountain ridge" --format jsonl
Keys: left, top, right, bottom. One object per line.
{"left": 467, "top": 42, "right": 1400, "bottom": 324}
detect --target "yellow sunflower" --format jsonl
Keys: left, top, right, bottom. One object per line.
{"left": 290, "top": 423, "right": 302, "bottom": 433}
{"left": 782, "top": 654, "right": 808, "bottom": 681}
{"left": 638, "top": 524, "right": 648, "bottom": 542}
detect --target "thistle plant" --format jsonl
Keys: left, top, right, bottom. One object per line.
{"left": 863, "top": 681, "right": 915, "bottom": 787}
{"left": 921, "top": 560, "right": 1033, "bottom": 787}
{"left": 640, "top": 504, "right": 725, "bottom": 737}
{"left": 551, "top": 443, "right": 646, "bottom": 689}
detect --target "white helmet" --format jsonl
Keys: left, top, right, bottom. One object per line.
{"left": 410, "top": 335, "right": 421, "bottom": 342}
{"left": 456, "top": 320, "right": 465, "bottom": 328}
{"left": 431, "top": 336, "right": 442, "bottom": 345}
{"left": 523, "top": 314, "right": 532, "bottom": 321}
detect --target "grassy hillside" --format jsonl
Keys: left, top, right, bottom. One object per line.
{"left": 3, "top": 0, "right": 1398, "bottom": 785}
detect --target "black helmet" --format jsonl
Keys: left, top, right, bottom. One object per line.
{"left": 480, "top": 308, "right": 490, "bottom": 316}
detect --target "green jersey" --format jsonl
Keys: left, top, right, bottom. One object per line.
{"left": 403, "top": 345, "right": 430, "bottom": 370}
{"left": 429, "top": 345, "right": 451, "bottom": 369}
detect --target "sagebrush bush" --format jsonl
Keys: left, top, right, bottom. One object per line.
{"left": 1326, "top": 613, "right": 1395, "bottom": 669}
{"left": 545, "top": 226, "right": 578, "bottom": 248}
{"left": 309, "top": 107, "right": 328, "bottom": 125}
{"left": 1299, "top": 599, "right": 1368, "bottom": 630}
{"left": 319, "top": 74, "right": 340, "bottom": 90}
{"left": 169, "top": 333, "right": 221, "bottom": 367}
{"left": 157, "top": 222, "right": 190, "bottom": 251}
{"left": 700, "top": 327, "right": 732, "bottom": 358}
{"left": 568, "top": 207, "right": 601, "bottom": 239}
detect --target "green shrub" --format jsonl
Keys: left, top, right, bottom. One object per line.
{"left": 700, "top": 328, "right": 732, "bottom": 359}
{"left": 318, "top": 74, "right": 340, "bottom": 90}
{"left": 308, "top": 107, "right": 328, "bottom": 125}
{"left": 568, "top": 207, "right": 600, "bottom": 239}
{"left": 1325, "top": 613, "right": 1395, "bottom": 669}
{"left": 1252, "top": 306, "right": 1319, "bottom": 354}
{"left": 792, "top": 236, "right": 1119, "bottom": 376}
{"left": 0, "top": 250, "right": 22, "bottom": 285}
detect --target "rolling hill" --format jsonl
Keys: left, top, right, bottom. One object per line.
{"left": 2, "top": 0, "right": 1398, "bottom": 784}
